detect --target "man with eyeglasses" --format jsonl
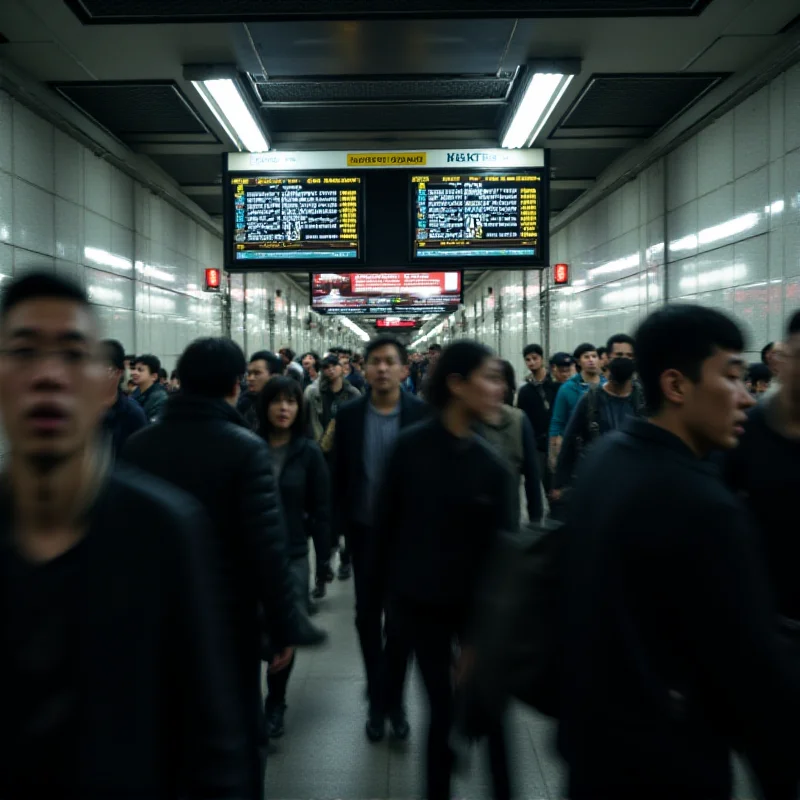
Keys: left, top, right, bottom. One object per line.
{"left": 0, "top": 273, "right": 248, "bottom": 798}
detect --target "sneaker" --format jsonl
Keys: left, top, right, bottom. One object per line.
{"left": 366, "top": 708, "right": 385, "bottom": 743}
{"left": 388, "top": 708, "right": 410, "bottom": 741}
{"left": 264, "top": 704, "right": 286, "bottom": 739}
{"left": 338, "top": 562, "right": 352, "bottom": 581}
{"left": 311, "top": 582, "right": 326, "bottom": 600}
{"left": 322, "top": 563, "right": 335, "bottom": 583}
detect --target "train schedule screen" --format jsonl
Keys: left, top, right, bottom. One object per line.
{"left": 230, "top": 175, "right": 362, "bottom": 262}
{"left": 412, "top": 173, "right": 542, "bottom": 261}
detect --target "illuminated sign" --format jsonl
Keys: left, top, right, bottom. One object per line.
{"left": 204, "top": 268, "right": 221, "bottom": 292}
{"left": 346, "top": 152, "right": 427, "bottom": 167}
{"left": 412, "top": 173, "right": 543, "bottom": 261}
{"left": 229, "top": 175, "right": 362, "bottom": 263}
{"left": 376, "top": 318, "right": 417, "bottom": 328}
{"left": 554, "top": 263, "right": 570, "bottom": 285}
{"left": 311, "top": 272, "right": 462, "bottom": 316}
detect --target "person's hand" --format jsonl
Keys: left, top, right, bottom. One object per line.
{"left": 269, "top": 647, "right": 294, "bottom": 674}
{"left": 550, "top": 489, "right": 562, "bottom": 503}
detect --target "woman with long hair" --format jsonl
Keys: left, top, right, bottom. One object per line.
{"left": 368, "top": 341, "right": 515, "bottom": 800}
{"left": 257, "top": 376, "right": 331, "bottom": 739}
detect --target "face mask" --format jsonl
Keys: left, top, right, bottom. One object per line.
{"left": 608, "top": 357, "right": 636, "bottom": 383}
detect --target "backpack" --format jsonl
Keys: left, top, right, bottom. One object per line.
{"left": 458, "top": 519, "right": 565, "bottom": 737}
{"left": 584, "top": 380, "right": 646, "bottom": 443}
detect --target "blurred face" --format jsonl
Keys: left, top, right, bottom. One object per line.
{"left": 753, "top": 379, "right": 770, "bottom": 396}
{"left": 247, "top": 359, "right": 271, "bottom": 394}
{"left": 267, "top": 393, "right": 298, "bottom": 431}
{"left": 598, "top": 352, "right": 609, "bottom": 369}
{"left": 132, "top": 361, "right": 156, "bottom": 390}
{"left": 525, "top": 352, "right": 543, "bottom": 374}
{"left": 609, "top": 342, "right": 635, "bottom": 360}
{"left": 338, "top": 353, "right": 350, "bottom": 367}
{"left": 783, "top": 333, "right": 800, "bottom": 407}
{"left": 169, "top": 376, "right": 180, "bottom": 391}
{"left": 578, "top": 351, "right": 600, "bottom": 376}
{"left": 365, "top": 344, "right": 406, "bottom": 394}
{"left": 666, "top": 348, "right": 754, "bottom": 453}
{"left": 279, "top": 350, "right": 291, "bottom": 366}
{"left": 324, "top": 362, "right": 343, "bottom": 382}
{"left": 302, "top": 355, "right": 317, "bottom": 374}
{"left": 428, "top": 348, "right": 440, "bottom": 363}
{"left": 553, "top": 365, "right": 572, "bottom": 383}
{"left": 0, "top": 299, "right": 116, "bottom": 465}
{"left": 449, "top": 357, "right": 504, "bottom": 422}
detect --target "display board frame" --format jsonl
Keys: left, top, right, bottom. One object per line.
{"left": 223, "top": 171, "right": 367, "bottom": 270}
{"left": 409, "top": 169, "right": 548, "bottom": 267}
{"left": 309, "top": 271, "right": 464, "bottom": 317}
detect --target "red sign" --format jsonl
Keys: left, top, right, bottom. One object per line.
{"left": 376, "top": 319, "right": 417, "bottom": 328}
{"left": 204, "top": 268, "right": 221, "bottom": 292}
{"left": 554, "top": 263, "right": 570, "bottom": 285}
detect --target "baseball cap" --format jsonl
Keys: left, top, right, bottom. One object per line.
{"left": 549, "top": 351, "right": 573, "bottom": 368}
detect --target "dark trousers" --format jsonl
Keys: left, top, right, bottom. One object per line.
{"left": 350, "top": 524, "right": 410, "bottom": 713}
{"left": 266, "top": 652, "right": 295, "bottom": 707}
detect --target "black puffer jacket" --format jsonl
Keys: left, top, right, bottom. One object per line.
{"left": 264, "top": 435, "right": 331, "bottom": 564}
{"left": 122, "top": 393, "right": 297, "bottom": 654}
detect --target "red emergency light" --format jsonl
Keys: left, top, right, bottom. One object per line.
{"left": 204, "top": 268, "right": 221, "bottom": 292}
{"left": 376, "top": 318, "right": 416, "bottom": 329}
{"left": 553, "top": 263, "right": 570, "bottom": 286}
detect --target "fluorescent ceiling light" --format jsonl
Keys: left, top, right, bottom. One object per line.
{"left": 502, "top": 72, "right": 575, "bottom": 149}
{"left": 339, "top": 316, "right": 370, "bottom": 342}
{"left": 192, "top": 78, "right": 269, "bottom": 153}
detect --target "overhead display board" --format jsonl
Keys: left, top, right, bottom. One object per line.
{"left": 411, "top": 172, "right": 542, "bottom": 261}
{"left": 223, "top": 149, "right": 548, "bottom": 271}
{"left": 228, "top": 175, "right": 362, "bottom": 263}
{"left": 311, "top": 272, "right": 462, "bottom": 316}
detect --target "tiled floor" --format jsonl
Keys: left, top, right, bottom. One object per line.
{"left": 261, "top": 567, "right": 564, "bottom": 800}
{"left": 261, "top": 562, "right": 760, "bottom": 800}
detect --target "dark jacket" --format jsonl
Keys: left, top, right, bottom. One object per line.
{"left": 554, "top": 382, "right": 646, "bottom": 490}
{"left": 0, "top": 467, "right": 248, "bottom": 799}
{"left": 104, "top": 389, "right": 147, "bottom": 459}
{"left": 236, "top": 391, "right": 260, "bottom": 433}
{"left": 724, "top": 397, "right": 800, "bottom": 620}
{"left": 370, "top": 416, "right": 516, "bottom": 612}
{"left": 558, "top": 418, "right": 800, "bottom": 799}
{"left": 132, "top": 382, "right": 169, "bottom": 423}
{"left": 344, "top": 368, "right": 366, "bottom": 393}
{"left": 332, "top": 391, "right": 427, "bottom": 537}
{"left": 517, "top": 375, "right": 560, "bottom": 452}
{"left": 264, "top": 434, "right": 331, "bottom": 564}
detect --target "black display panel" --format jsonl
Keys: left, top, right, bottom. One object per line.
{"left": 411, "top": 172, "right": 543, "bottom": 261}
{"left": 311, "top": 271, "right": 462, "bottom": 316}
{"left": 229, "top": 175, "right": 362, "bottom": 264}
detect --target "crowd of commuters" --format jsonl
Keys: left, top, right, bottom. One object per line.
{"left": 1, "top": 268, "right": 800, "bottom": 800}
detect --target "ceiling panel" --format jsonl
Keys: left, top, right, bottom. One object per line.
{"left": 549, "top": 148, "right": 623, "bottom": 178}
{"left": 264, "top": 103, "right": 503, "bottom": 133}
{"left": 549, "top": 187, "right": 587, "bottom": 211}
{"left": 53, "top": 81, "right": 214, "bottom": 140}
{"left": 147, "top": 154, "right": 224, "bottom": 186}
{"left": 66, "top": 0, "right": 717, "bottom": 23}
{"left": 556, "top": 73, "right": 726, "bottom": 131}
{"left": 254, "top": 77, "right": 513, "bottom": 104}
{"left": 246, "top": 20, "right": 518, "bottom": 77}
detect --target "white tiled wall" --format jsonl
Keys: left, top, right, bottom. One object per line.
{"left": 0, "top": 89, "right": 225, "bottom": 372}
{"left": 450, "top": 61, "right": 800, "bottom": 366}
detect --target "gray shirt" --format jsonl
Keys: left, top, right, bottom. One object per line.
{"left": 270, "top": 443, "right": 289, "bottom": 480}
{"left": 359, "top": 400, "right": 402, "bottom": 526}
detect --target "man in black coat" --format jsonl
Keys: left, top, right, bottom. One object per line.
{"left": 559, "top": 304, "right": 800, "bottom": 800}
{"left": 124, "top": 336, "right": 325, "bottom": 800}
{"left": 0, "top": 273, "right": 248, "bottom": 799}
{"left": 332, "top": 335, "right": 427, "bottom": 742}
{"left": 100, "top": 338, "right": 146, "bottom": 459}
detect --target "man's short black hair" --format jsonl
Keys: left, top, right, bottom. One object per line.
{"left": 338, "top": 347, "right": 353, "bottom": 357}
{"left": 158, "top": 368, "right": 168, "bottom": 381}
{"left": 249, "top": 350, "right": 283, "bottom": 376}
{"left": 178, "top": 338, "right": 247, "bottom": 398}
{"left": 0, "top": 272, "right": 92, "bottom": 321}
{"left": 597, "top": 346, "right": 607, "bottom": 359}
{"left": 606, "top": 333, "right": 636, "bottom": 354}
{"left": 635, "top": 304, "right": 745, "bottom": 415}
{"left": 170, "top": 370, "right": 179, "bottom": 381}
{"left": 747, "top": 362, "right": 772, "bottom": 384}
{"left": 573, "top": 342, "right": 597, "bottom": 361}
{"left": 523, "top": 344, "right": 544, "bottom": 358}
{"left": 761, "top": 342, "right": 775, "bottom": 364}
{"left": 279, "top": 346, "right": 296, "bottom": 361}
{"left": 427, "top": 340, "right": 493, "bottom": 411}
{"left": 102, "top": 339, "right": 125, "bottom": 371}
{"left": 428, "top": 343, "right": 442, "bottom": 353}
{"left": 364, "top": 335, "right": 408, "bottom": 364}
{"left": 788, "top": 312, "right": 800, "bottom": 337}
{"left": 135, "top": 354, "right": 161, "bottom": 375}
